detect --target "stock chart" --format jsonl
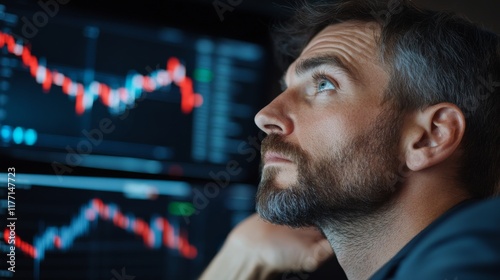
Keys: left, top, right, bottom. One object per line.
{"left": 0, "top": 1, "right": 267, "bottom": 279}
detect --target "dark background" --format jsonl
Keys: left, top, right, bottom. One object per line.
{"left": 2, "top": 0, "right": 499, "bottom": 279}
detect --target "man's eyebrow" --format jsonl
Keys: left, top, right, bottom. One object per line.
{"left": 295, "top": 54, "right": 358, "bottom": 82}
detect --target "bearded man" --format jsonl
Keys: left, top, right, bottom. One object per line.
{"left": 200, "top": 0, "right": 500, "bottom": 279}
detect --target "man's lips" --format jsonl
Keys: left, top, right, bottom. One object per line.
{"left": 264, "top": 152, "right": 293, "bottom": 164}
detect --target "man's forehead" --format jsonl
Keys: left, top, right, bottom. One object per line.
{"left": 301, "top": 21, "right": 380, "bottom": 56}
{"left": 285, "top": 21, "right": 381, "bottom": 81}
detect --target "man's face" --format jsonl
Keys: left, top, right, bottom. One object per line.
{"left": 254, "top": 21, "right": 404, "bottom": 227}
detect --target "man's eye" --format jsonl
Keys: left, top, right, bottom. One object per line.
{"left": 316, "top": 78, "right": 336, "bottom": 93}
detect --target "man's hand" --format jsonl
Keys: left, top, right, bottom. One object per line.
{"left": 199, "top": 213, "right": 334, "bottom": 280}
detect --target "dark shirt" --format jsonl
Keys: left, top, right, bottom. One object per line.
{"left": 370, "top": 196, "right": 500, "bottom": 280}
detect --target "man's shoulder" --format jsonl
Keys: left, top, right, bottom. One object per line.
{"left": 372, "top": 196, "right": 500, "bottom": 280}
{"left": 429, "top": 196, "right": 500, "bottom": 234}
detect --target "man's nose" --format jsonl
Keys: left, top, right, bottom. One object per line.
{"left": 254, "top": 91, "right": 294, "bottom": 136}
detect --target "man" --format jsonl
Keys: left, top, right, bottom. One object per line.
{"left": 200, "top": 0, "right": 500, "bottom": 279}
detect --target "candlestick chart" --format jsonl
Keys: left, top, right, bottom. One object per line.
{"left": 0, "top": 173, "right": 256, "bottom": 280}
{"left": 0, "top": 2, "right": 269, "bottom": 181}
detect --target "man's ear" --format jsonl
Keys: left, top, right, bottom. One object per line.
{"left": 403, "top": 103, "right": 466, "bottom": 171}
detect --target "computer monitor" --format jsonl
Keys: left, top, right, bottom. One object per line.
{"left": 0, "top": 0, "right": 272, "bottom": 182}
{"left": 0, "top": 1, "right": 273, "bottom": 279}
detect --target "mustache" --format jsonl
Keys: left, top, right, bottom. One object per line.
{"left": 260, "top": 134, "right": 309, "bottom": 163}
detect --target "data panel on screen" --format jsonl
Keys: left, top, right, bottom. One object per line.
{"left": 0, "top": 3, "right": 269, "bottom": 181}
{"left": 0, "top": 173, "right": 256, "bottom": 279}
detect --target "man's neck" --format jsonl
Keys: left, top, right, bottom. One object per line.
{"left": 320, "top": 201, "right": 401, "bottom": 280}
{"left": 319, "top": 179, "right": 471, "bottom": 280}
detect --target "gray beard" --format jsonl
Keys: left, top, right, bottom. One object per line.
{"left": 256, "top": 108, "right": 405, "bottom": 228}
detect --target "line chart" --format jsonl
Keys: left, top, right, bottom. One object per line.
{"left": 0, "top": 31, "right": 203, "bottom": 115}
{"left": 2, "top": 198, "right": 198, "bottom": 261}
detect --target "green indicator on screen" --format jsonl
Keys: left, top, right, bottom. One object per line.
{"left": 168, "top": 202, "right": 196, "bottom": 217}
{"left": 193, "top": 68, "right": 213, "bottom": 83}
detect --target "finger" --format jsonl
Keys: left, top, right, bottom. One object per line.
{"left": 301, "top": 239, "right": 334, "bottom": 271}
{"left": 314, "top": 239, "right": 334, "bottom": 261}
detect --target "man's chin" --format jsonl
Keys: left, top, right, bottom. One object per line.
{"left": 255, "top": 182, "right": 318, "bottom": 228}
